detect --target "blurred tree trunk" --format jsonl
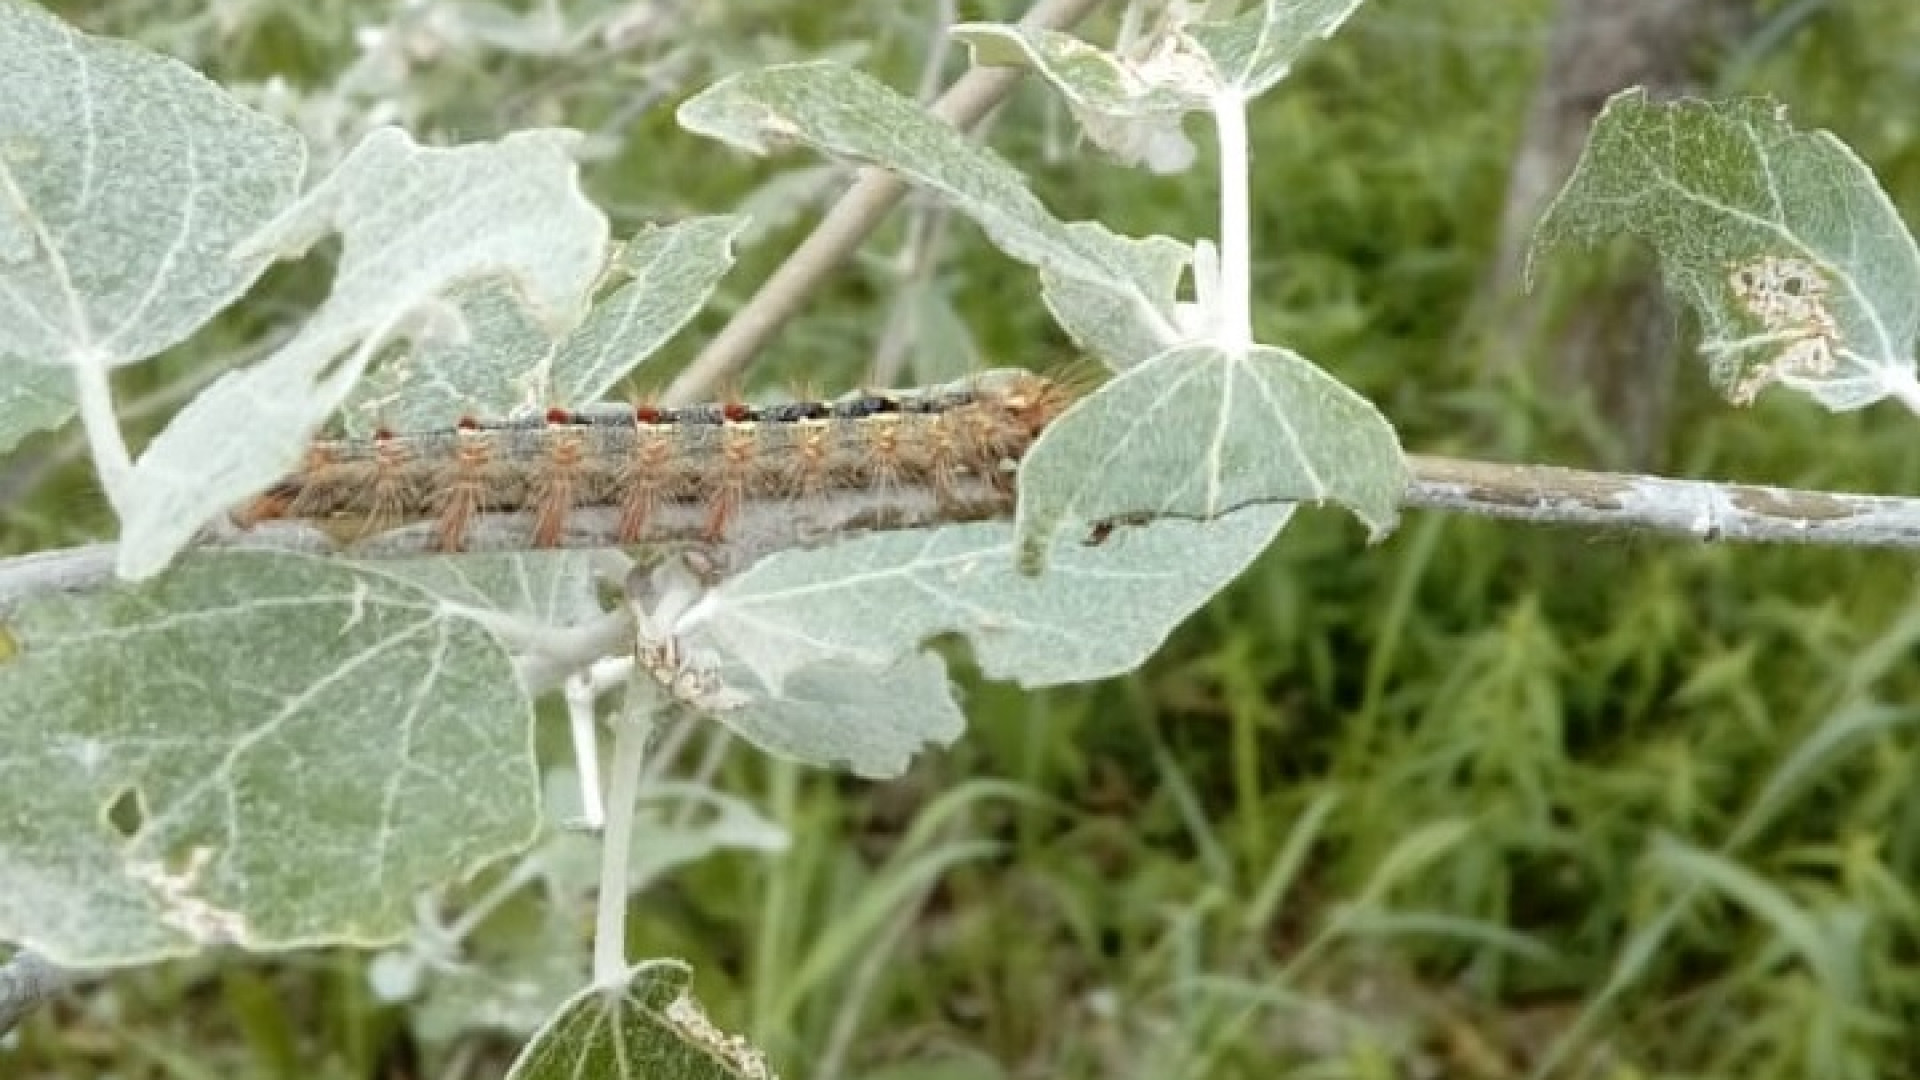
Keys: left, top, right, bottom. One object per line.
{"left": 1487, "top": 0, "right": 1758, "bottom": 468}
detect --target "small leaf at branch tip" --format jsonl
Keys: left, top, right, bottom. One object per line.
{"left": 507, "top": 958, "right": 778, "bottom": 1080}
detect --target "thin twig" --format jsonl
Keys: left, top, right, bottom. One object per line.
{"left": 661, "top": 0, "right": 1110, "bottom": 406}
{"left": 0, "top": 949, "right": 85, "bottom": 1035}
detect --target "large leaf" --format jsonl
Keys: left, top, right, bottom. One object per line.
{"left": 343, "top": 215, "right": 748, "bottom": 433}
{"left": 1013, "top": 343, "right": 1404, "bottom": 570}
{"left": 115, "top": 127, "right": 609, "bottom": 579}
{"left": 677, "top": 60, "right": 1184, "bottom": 368}
{"left": 0, "top": 0, "right": 304, "bottom": 450}
{"left": 506, "top": 960, "right": 774, "bottom": 1080}
{"left": 1530, "top": 91, "right": 1920, "bottom": 411}
{"left": 0, "top": 550, "right": 540, "bottom": 967}
{"left": 679, "top": 506, "right": 1292, "bottom": 707}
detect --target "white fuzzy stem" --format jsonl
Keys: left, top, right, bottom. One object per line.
{"left": 1212, "top": 91, "right": 1254, "bottom": 352}
{"left": 592, "top": 707, "right": 653, "bottom": 986}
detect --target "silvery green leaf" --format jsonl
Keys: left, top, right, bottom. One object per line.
{"left": 895, "top": 282, "right": 982, "bottom": 386}
{"left": 0, "top": 365, "right": 73, "bottom": 455}
{"left": 955, "top": 0, "right": 1364, "bottom": 115}
{"left": 1041, "top": 226, "right": 1192, "bottom": 370}
{"left": 549, "top": 216, "right": 748, "bottom": 403}
{"left": 1530, "top": 91, "right": 1920, "bottom": 412}
{"left": 1185, "top": 0, "right": 1369, "bottom": 98}
{"left": 717, "top": 653, "right": 965, "bottom": 780}
{"left": 951, "top": 24, "right": 1210, "bottom": 117}
{"left": 413, "top": 908, "right": 589, "bottom": 1043}
{"left": 677, "top": 61, "right": 1183, "bottom": 364}
{"left": 368, "top": 551, "right": 601, "bottom": 623}
{"left": 681, "top": 508, "right": 1290, "bottom": 704}
{"left": 339, "top": 276, "right": 551, "bottom": 434}
{"left": 506, "top": 959, "right": 774, "bottom": 1080}
{"left": 0, "top": 1, "right": 303, "bottom": 443}
{"left": 625, "top": 780, "right": 790, "bottom": 888}
{"left": 0, "top": 550, "right": 540, "bottom": 967}
{"left": 1075, "top": 108, "right": 1200, "bottom": 175}
{"left": 1014, "top": 343, "right": 1404, "bottom": 570}
{"left": 532, "top": 772, "right": 790, "bottom": 899}
{"left": 343, "top": 215, "right": 747, "bottom": 432}
{"left": 115, "top": 126, "right": 609, "bottom": 580}
{"left": 952, "top": 24, "right": 1199, "bottom": 172}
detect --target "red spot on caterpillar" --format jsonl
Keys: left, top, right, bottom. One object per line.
{"left": 634, "top": 404, "right": 662, "bottom": 423}
{"left": 722, "top": 401, "right": 751, "bottom": 422}
{"left": 456, "top": 416, "right": 480, "bottom": 431}
{"left": 545, "top": 407, "right": 573, "bottom": 425}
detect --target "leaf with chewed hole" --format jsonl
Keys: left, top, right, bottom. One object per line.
{"left": 1530, "top": 91, "right": 1920, "bottom": 411}
{"left": 507, "top": 959, "right": 775, "bottom": 1080}
{"left": 0, "top": 550, "right": 539, "bottom": 967}
{"left": 115, "top": 126, "right": 608, "bottom": 581}
{"left": 343, "top": 215, "right": 748, "bottom": 433}
{"left": 679, "top": 506, "right": 1291, "bottom": 708}
{"left": 677, "top": 61, "right": 1184, "bottom": 368}
{"left": 0, "top": 1, "right": 304, "bottom": 449}
{"left": 1013, "top": 343, "right": 1404, "bottom": 571}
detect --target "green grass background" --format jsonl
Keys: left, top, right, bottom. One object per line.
{"left": 12, "top": 0, "right": 1920, "bottom": 1077}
